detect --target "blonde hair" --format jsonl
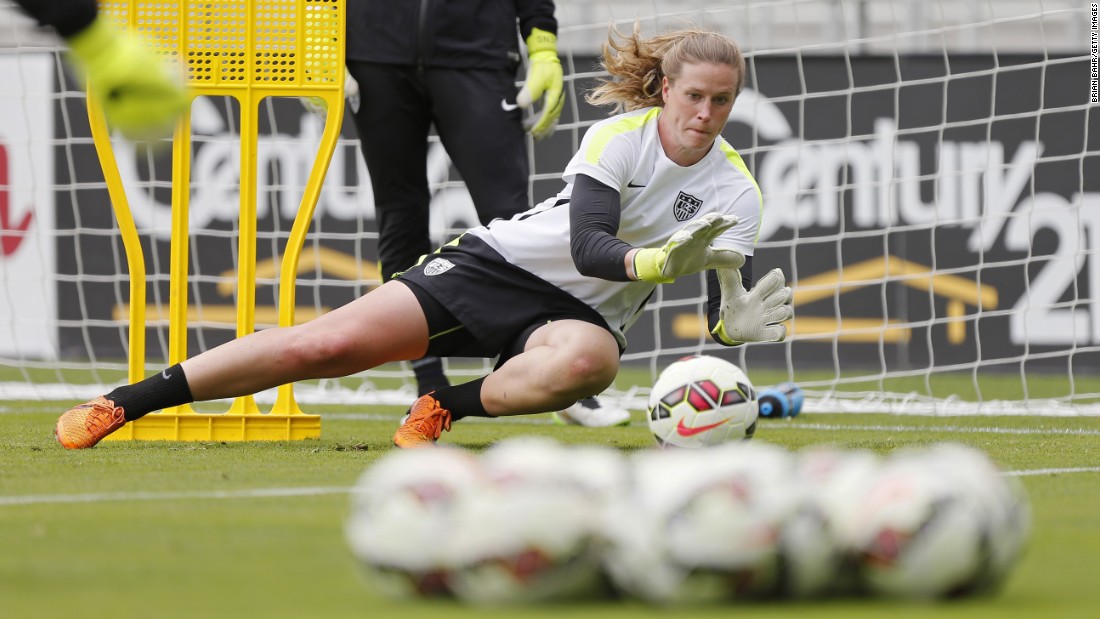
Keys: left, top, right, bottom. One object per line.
{"left": 586, "top": 22, "right": 747, "bottom": 112}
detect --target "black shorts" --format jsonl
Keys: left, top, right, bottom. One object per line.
{"left": 397, "top": 235, "right": 619, "bottom": 367}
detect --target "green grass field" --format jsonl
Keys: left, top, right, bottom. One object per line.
{"left": 2, "top": 379, "right": 1099, "bottom": 619}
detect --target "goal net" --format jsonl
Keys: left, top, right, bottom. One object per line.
{"left": 0, "top": 0, "right": 1096, "bottom": 416}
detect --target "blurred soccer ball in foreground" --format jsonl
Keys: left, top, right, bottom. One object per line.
{"left": 783, "top": 448, "right": 884, "bottom": 597}
{"left": 345, "top": 447, "right": 485, "bottom": 599}
{"left": 600, "top": 442, "right": 797, "bottom": 603}
{"left": 887, "top": 443, "right": 1032, "bottom": 596}
{"left": 840, "top": 457, "right": 994, "bottom": 599}
{"left": 647, "top": 355, "right": 758, "bottom": 448}
{"left": 448, "top": 437, "right": 611, "bottom": 603}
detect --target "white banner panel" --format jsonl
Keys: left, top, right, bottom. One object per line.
{"left": 0, "top": 53, "right": 56, "bottom": 360}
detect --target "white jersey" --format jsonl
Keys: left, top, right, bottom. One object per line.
{"left": 469, "top": 106, "right": 763, "bottom": 347}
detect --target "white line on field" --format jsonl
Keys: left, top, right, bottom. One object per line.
{"left": 2, "top": 466, "right": 1098, "bottom": 507}
{"left": 1004, "top": 466, "right": 1100, "bottom": 477}
{"left": 0, "top": 486, "right": 350, "bottom": 506}
{"left": 326, "top": 413, "right": 1100, "bottom": 437}
{"left": 764, "top": 422, "right": 1100, "bottom": 436}
{"left": 327, "top": 412, "right": 556, "bottom": 425}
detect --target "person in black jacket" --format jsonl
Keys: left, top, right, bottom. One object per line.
{"left": 12, "top": 0, "right": 185, "bottom": 140}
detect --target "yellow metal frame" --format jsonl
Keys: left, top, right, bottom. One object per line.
{"left": 91, "top": 0, "right": 347, "bottom": 441}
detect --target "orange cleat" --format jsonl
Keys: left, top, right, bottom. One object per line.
{"left": 393, "top": 394, "right": 452, "bottom": 449}
{"left": 54, "top": 396, "right": 127, "bottom": 449}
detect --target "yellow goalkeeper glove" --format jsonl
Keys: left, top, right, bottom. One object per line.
{"left": 516, "top": 27, "right": 564, "bottom": 141}
{"left": 632, "top": 214, "right": 745, "bottom": 284}
{"left": 302, "top": 68, "right": 361, "bottom": 117}
{"left": 67, "top": 18, "right": 186, "bottom": 141}
{"left": 711, "top": 267, "right": 794, "bottom": 345}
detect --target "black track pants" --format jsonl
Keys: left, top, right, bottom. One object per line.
{"left": 348, "top": 62, "right": 530, "bottom": 282}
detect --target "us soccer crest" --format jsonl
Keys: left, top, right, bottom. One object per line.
{"left": 423, "top": 257, "right": 455, "bottom": 276}
{"left": 673, "top": 191, "right": 703, "bottom": 221}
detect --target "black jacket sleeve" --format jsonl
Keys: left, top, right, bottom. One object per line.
{"left": 569, "top": 174, "right": 635, "bottom": 282}
{"left": 706, "top": 256, "right": 754, "bottom": 346}
{"left": 516, "top": 0, "right": 557, "bottom": 38}
{"left": 12, "top": 0, "right": 98, "bottom": 38}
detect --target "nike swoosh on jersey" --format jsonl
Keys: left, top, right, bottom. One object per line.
{"left": 675, "top": 417, "right": 731, "bottom": 437}
{"left": 501, "top": 99, "right": 519, "bottom": 111}
{"left": 627, "top": 181, "right": 646, "bottom": 188}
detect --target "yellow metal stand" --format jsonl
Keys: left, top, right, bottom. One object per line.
{"left": 92, "top": 0, "right": 346, "bottom": 442}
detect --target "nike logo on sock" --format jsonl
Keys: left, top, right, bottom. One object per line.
{"left": 501, "top": 99, "right": 519, "bottom": 111}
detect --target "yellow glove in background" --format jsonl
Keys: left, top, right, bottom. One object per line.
{"left": 632, "top": 214, "right": 745, "bottom": 284}
{"left": 67, "top": 18, "right": 186, "bottom": 141}
{"left": 302, "top": 68, "right": 361, "bottom": 118}
{"left": 516, "top": 27, "right": 564, "bottom": 141}
{"left": 711, "top": 267, "right": 794, "bottom": 345}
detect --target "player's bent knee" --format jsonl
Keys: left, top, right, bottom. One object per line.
{"left": 563, "top": 352, "right": 618, "bottom": 394}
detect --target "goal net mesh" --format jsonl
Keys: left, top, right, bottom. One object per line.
{"left": 0, "top": 0, "right": 1096, "bottom": 416}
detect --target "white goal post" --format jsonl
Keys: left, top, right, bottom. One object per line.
{"left": 0, "top": 0, "right": 1096, "bottom": 416}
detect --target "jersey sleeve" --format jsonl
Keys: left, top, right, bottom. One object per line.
{"left": 711, "top": 185, "right": 762, "bottom": 257}
{"left": 569, "top": 174, "right": 633, "bottom": 281}
{"left": 562, "top": 122, "right": 636, "bottom": 192}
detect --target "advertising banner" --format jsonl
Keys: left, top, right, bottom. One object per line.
{"left": 54, "top": 55, "right": 1097, "bottom": 371}
{"left": 0, "top": 54, "right": 55, "bottom": 360}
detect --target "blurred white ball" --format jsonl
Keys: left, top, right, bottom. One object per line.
{"left": 448, "top": 437, "right": 609, "bottom": 603}
{"left": 842, "top": 455, "right": 991, "bottom": 598}
{"left": 908, "top": 443, "right": 1032, "bottom": 594}
{"left": 601, "top": 442, "right": 797, "bottom": 603}
{"left": 345, "top": 447, "right": 486, "bottom": 598}
{"left": 781, "top": 448, "right": 883, "bottom": 597}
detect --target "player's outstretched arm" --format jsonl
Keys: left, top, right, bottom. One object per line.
{"left": 711, "top": 266, "right": 793, "bottom": 345}
{"left": 631, "top": 213, "right": 745, "bottom": 284}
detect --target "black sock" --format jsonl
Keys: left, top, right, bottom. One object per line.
{"left": 411, "top": 356, "right": 450, "bottom": 396}
{"left": 431, "top": 377, "right": 489, "bottom": 421}
{"left": 105, "top": 364, "right": 194, "bottom": 421}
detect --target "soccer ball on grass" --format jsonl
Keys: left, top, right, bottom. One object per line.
{"left": 647, "top": 355, "right": 758, "bottom": 448}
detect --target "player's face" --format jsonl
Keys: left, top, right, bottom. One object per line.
{"left": 658, "top": 61, "right": 739, "bottom": 166}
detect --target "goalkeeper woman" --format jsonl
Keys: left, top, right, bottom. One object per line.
{"left": 339, "top": 0, "right": 625, "bottom": 427}
{"left": 12, "top": 0, "right": 185, "bottom": 140}
{"left": 54, "top": 24, "right": 793, "bottom": 450}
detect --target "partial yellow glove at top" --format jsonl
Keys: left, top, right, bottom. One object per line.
{"left": 302, "top": 68, "right": 361, "bottom": 117}
{"left": 633, "top": 213, "right": 745, "bottom": 284}
{"left": 67, "top": 18, "right": 187, "bottom": 141}
{"left": 516, "top": 27, "right": 564, "bottom": 141}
